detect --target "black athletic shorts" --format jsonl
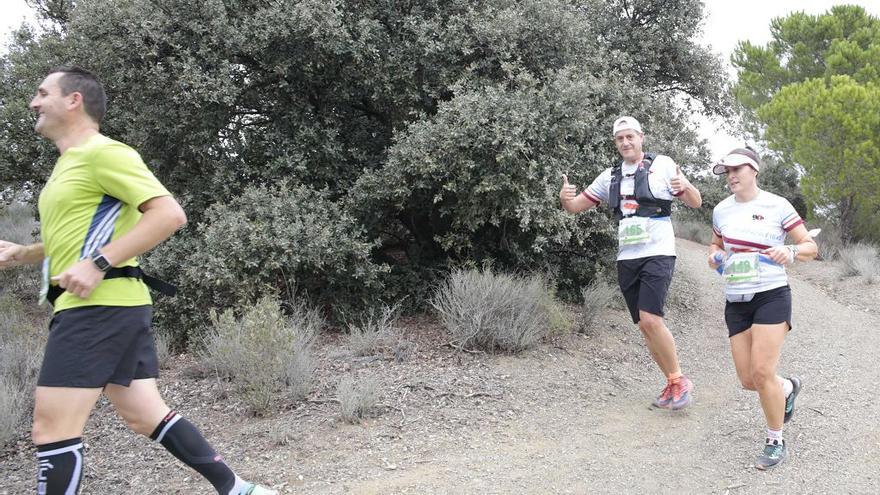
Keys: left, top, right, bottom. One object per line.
{"left": 616, "top": 255, "right": 676, "bottom": 324}
{"left": 38, "top": 305, "right": 159, "bottom": 388}
{"left": 725, "top": 285, "right": 792, "bottom": 338}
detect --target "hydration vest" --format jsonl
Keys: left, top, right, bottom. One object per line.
{"left": 607, "top": 152, "right": 672, "bottom": 221}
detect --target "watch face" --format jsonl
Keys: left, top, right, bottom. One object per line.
{"left": 92, "top": 253, "right": 111, "bottom": 271}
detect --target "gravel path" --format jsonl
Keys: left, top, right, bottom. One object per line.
{"left": 2, "top": 238, "right": 878, "bottom": 494}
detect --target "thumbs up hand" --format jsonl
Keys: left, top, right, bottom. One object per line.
{"left": 560, "top": 174, "right": 578, "bottom": 204}
{"left": 670, "top": 166, "right": 691, "bottom": 195}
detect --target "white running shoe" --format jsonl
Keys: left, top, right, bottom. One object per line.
{"left": 244, "top": 484, "right": 278, "bottom": 495}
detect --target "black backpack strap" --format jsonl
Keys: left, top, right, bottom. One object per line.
{"left": 47, "top": 266, "right": 176, "bottom": 306}
{"left": 608, "top": 163, "right": 623, "bottom": 212}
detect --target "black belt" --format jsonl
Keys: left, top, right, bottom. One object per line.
{"left": 47, "top": 266, "right": 177, "bottom": 305}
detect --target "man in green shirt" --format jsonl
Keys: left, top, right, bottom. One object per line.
{"left": 0, "top": 67, "right": 275, "bottom": 495}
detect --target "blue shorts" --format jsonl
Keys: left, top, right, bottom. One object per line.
{"left": 38, "top": 305, "right": 159, "bottom": 388}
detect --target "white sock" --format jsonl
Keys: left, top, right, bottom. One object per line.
{"left": 229, "top": 476, "right": 250, "bottom": 495}
{"left": 767, "top": 428, "right": 783, "bottom": 444}
{"left": 779, "top": 377, "right": 793, "bottom": 397}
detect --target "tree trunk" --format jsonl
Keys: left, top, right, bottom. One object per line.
{"left": 839, "top": 195, "right": 856, "bottom": 244}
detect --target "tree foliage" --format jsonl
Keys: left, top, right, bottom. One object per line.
{"left": 759, "top": 76, "right": 880, "bottom": 242}
{"left": 733, "top": 5, "right": 880, "bottom": 111}
{"left": 1, "top": 0, "right": 729, "bottom": 334}
{"left": 732, "top": 5, "right": 880, "bottom": 241}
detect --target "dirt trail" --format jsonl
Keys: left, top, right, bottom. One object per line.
{"left": 297, "top": 239, "right": 880, "bottom": 495}
{"left": 2, "top": 239, "right": 879, "bottom": 494}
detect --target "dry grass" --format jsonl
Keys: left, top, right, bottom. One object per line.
{"left": 0, "top": 203, "right": 40, "bottom": 299}
{"left": 431, "top": 269, "right": 563, "bottom": 353}
{"left": 0, "top": 293, "right": 48, "bottom": 445}
{"left": 336, "top": 374, "right": 381, "bottom": 423}
{"left": 673, "top": 218, "right": 713, "bottom": 245}
{"left": 579, "top": 278, "right": 616, "bottom": 332}
{"left": 346, "top": 304, "right": 400, "bottom": 357}
{"left": 837, "top": 243, "right": 880, "bottom": 284}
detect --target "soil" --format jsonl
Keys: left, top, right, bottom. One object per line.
{"left": 2, "top": 238, "right": 879, "bottom": 494}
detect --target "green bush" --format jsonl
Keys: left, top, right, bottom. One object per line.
{"left": 675, "top": 174, "right": 728, "bottom": 225}
{"left": 431, "top": 268, "right": 562, "bottom": 353}
{"left": 148, "top": 182, "right": 387, "bottom": 348}
{"left": 199, "top": 294, "right": 321, "bottom": 415}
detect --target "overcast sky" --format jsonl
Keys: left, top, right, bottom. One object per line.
{"left": 3, "top": 0, "right": 879, "bottom": 160}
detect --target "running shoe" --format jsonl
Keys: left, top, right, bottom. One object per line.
{"left": 244, "top": 484, "right": 278, "bottom": 495}
{"left": 669, "top": 376, "right": 694, "bottom": 410}
{"left": 652, "top": 382, "right": 674, "bottom": 408}
{"left": 783, "top": 376, "right": 802, "bottom": 423}
{"left": 755, "top": 438, "right": 787, "bottom": 470}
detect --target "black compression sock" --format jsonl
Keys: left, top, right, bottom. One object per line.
{"left": 150, "top": 411, "right": 237, "bottom": 494}
{"left": 36, "top": 437, "right": 84, "bottom": 495}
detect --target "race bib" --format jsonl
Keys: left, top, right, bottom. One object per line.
{"left": 39, "top": 257, "right": 50, "bottom": 306}
{"left": 722, "top": 252, "right": 760, "bottom": 284}
{"left": 618, "top": 217, "right": 651, "bottom": 245}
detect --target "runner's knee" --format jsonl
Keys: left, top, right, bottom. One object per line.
{"left": 739, "top": 377, "right": 757, "bottom": 390}
{"left": 117, "top": 408, "right": 163, "bottom": 436}
{"left": 638, "top": 312, "right": 663, "bottom": 334}
{"left": 31, "top": 410, "right": 72, "bottom": 445}
{"left": 749, "top": 365, "right": 776, "bottom": 387}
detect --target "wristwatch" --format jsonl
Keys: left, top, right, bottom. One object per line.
{"left": 90, "top": 251, "right": 112, "bottom": 272}
{"left": 787, "top": 244, "right": 799, "bottom": 263}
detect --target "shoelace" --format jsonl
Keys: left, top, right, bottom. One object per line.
{"left": 763, "top": 442, "right": 784, "bottom": 459}
{"left": 671, "top": 378, "right": 690, "bottom": 400}
{"left": 658, "top": 382, "right": 674, "bottom": 401}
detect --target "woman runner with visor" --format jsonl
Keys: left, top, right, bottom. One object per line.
{"left": 708, "top": 147, "right": 817, "bottom": 469}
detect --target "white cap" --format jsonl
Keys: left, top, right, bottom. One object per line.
{"left": 712, "top": 150, "right": 760, "bottom": 175}
{"left": 612, "top": 116, "right": 642, "bottom": 136}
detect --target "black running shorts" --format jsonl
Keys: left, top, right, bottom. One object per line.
{"left": 38, "top": 305, "right": 159, "bottom": 388}
{"left": 616, "top": 255, "right": 676, "bottom": 324}
{"left": 725, "top": 285, "right": 792, "bottom": 338}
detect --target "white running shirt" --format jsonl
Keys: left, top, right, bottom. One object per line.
{"left": 712, "top": 190, "right": 804, "bottom": 296}
{"left": 583, "top": 154, "right": 685, "bottom": 261}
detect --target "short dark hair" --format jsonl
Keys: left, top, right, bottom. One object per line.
{"left": 48, "top": 66, "right": 107, "bottom": 124}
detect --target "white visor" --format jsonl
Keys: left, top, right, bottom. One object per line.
{"left": 712, "top": 153, "right": 759, "bottom": 175}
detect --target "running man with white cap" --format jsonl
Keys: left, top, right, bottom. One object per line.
{"left": 708, "top": 146, "right": 817, "bottom": 469}
{"left": 560, "top": 116, "right": 702, "bottom": 409}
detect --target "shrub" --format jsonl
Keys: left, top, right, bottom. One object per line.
{"left": 811, "top": 220, "right": 844, "bottom": 261}
{"left": 0, "top": 293, "right": 47, "bottom": 445}
{"left": 346, "top": 304, "right": 400, "bottom": 357}
{"left": 539, "top": 284, "right": 574, "bottom": 338}
{"left": 579, "top": 278, "right": 616, "bottom": 332}
{"left": 0, "top": 202, "right": 40, "bottom": 300}
{"left": 431, "top": 268, "right": 560, "bottom": 353}
{"left": 153, "top": 328, "right": 172, "bottom": 370}
{"left": 672, "top": 218, "right": 714, "bottom": 245}
{"left": 837, "top": 243, "right": 880, "bottom": 284}
{"left": 199, "top": 294, "right": 321, "bottom": 415}
{"left": 147, "top": 182, "right": 387, "bottom": 348}
{"left": 336, "top": 374, "right": 380, "bottom": 423}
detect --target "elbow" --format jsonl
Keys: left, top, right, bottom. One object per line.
{"left": 170, "top": 204, "right": 187, "bottom": 230}
{"left": 174, "top": 209, "right": 188, "bottom": 230}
